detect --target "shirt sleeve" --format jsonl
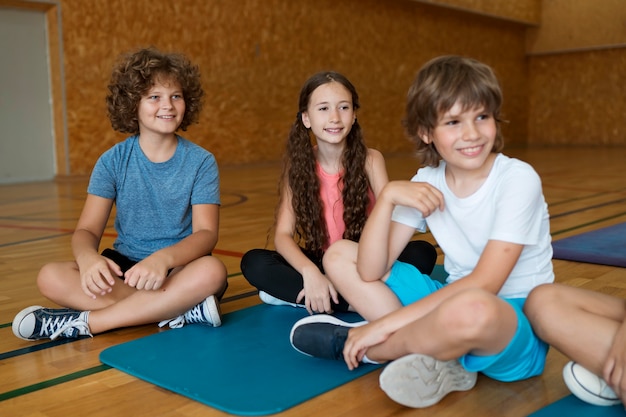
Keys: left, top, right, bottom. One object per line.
{"left": 490, "top": 161, "right": 545, "bottom": 245}
{"left": 190, "top": 150, "right": 220, "bottom": 206}
{"left": 87, "top": 149, "right": 117, "bottom": 200}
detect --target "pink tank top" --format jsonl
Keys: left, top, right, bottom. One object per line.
{"left": 317, "top": 162, "right": 376, "bottom": 250}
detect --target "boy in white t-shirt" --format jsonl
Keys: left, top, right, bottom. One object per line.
{"left": 289, "top": 55, "right": 554, "bottom": 408}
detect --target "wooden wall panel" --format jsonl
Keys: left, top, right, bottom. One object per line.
{"left": 528, "top": 49, "right": 626, "bottom": 146}
{"left": 51, "top": 0, "right": 529, "bottom": 174}
{"left": 412, "top": 0, "right": 540, "bottom": 24}
{"left": 527, "top": 0, "right": 626, "bottom": 54}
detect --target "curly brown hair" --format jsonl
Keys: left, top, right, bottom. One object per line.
{"left": 279, "top": 72, "right": 370, "bottom": 256}
{"left": 106, "top": 47, "right": 204, "bottom": 134}
{"left": 403, "top": 55, "right": 505, "bottom": 167}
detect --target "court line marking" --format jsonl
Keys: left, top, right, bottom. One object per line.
{"left": 0, "top": 365, "right": 111, "bottom": 402}
{"left": 1, "top": 204, "right": 626, "bottom": 400}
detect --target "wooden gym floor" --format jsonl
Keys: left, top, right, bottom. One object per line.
{"left": 1, "top": 146, "right": 625, "bottom": 416}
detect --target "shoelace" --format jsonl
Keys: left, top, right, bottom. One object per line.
{"left": 182, "top": 304, "right": 205, "bottom": 324}
{"left": 46, "top": 317, "right": 92, "bottom": 340}
{"left": 158, "top": 303, "right": 204, "bottom": 329}
{"left": 158, "top": 315, "right": 185, "bottom": 329}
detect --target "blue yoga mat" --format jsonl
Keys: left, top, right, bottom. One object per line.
{"left": 528, "top": 394, "right": 624, "bottom": 416}
{"left": 100, "top": 304, "right": 380, "bottom": 416}
{"left": 552, "top": 223, "right": 626, "bottom": 267}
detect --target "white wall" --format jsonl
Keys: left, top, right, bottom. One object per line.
{"left": 0, "top": 7, "right": 55, "bottom": 183}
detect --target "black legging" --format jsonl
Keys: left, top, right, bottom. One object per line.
{"left": 240, "top": 240, "right": 437, "bottom": 312}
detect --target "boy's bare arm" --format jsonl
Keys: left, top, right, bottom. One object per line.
{"left": 357, "top": 181, "right": 443, "bottom": 282}
{"left": 72, "top": 194, "right": 119, "bottom": 297}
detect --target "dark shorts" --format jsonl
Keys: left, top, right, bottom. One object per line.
{"left": 101, "top": 248, "right": 137, "bottom": 277}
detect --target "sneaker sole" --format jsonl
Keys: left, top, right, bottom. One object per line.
{"left": 259, "top": 291, "right": 303, "bottom": 308}
{"left": 379, "top": 353, "right": 477, "bottom": 408}
{"left": 206, "top": 295, "right": 222, "bottom": 327}
{"left": 289, "top": 314, "right": 366, "bottom": 357}
{"left": 563, "top": 362, "right": 621, "bottom": 406}
{"left": 12, "top": 305, "right": 44, "bottom": 341}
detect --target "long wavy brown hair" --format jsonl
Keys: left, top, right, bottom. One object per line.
{"left": 106, "top": 47, "right": 204, "bottom": 134}
{"left": 278, "top": 71, "right": 370, "bottom": 256}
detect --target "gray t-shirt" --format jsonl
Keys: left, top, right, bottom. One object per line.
{"left": 88, "top": 135, "right": 220, "bottom": 261}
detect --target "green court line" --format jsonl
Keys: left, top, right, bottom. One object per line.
{"left": 2, "top": 216, "right": 626, "bottom": 402}
{"left": 551, "top": 212, "right": 626, "bottom": 237}
{"left": 0, "top": 364, "right": 111, "bottom": 402}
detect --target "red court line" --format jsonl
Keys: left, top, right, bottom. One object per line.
{"left": 0, "top": 223, "right": 244, "bottom": 258}
{"left": 0, "top": 223, "right": 75, "bottom": 234}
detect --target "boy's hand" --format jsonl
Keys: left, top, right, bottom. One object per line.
{"left": 384, "top": 181, "right": 444, "bottom": 217}
{"left": 77, "top": 253, "right": 122, "bottom": 299}
{"left": 603, "top": 322, "right": 626, "bottom": 405}
{"left": 343, "top": 320, "right": 391, "bottom": 370}
{"left": 124, "top": 253, "right": 169, "bottom": 290}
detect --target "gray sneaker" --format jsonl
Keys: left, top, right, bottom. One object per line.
{"left": 159, "top": 295, "right": 222, "bottom": 329}
{"left": 12, "top": 306, "right": 92, "bottom": 341}
{"left": 379, "top": 353, "right": 477, "bottom": 408}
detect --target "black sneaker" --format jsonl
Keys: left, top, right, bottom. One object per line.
{"left": 12, "top": 306, "right": 92, "bottom": 341}
{"left": 289, "top": 314, "right": 366, "bottom": 360}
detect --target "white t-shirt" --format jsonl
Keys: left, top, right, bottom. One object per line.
{"left": 392, "top": 153, "right": 554, "bottom": 298}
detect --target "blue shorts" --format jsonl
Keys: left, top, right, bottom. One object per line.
{"left": 385, "top": 261, "right": 548, "bottom": 382}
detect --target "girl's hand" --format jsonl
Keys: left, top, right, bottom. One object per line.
{"left": 384, "top": 181, "right": 444, "bottom": 217}
{"left": 124, "top": 253, "right": 169, "bottom": 290}
{"left": 297, "top": 267, "right": 339, "bottom": 315}
{"left": 77, "top": 253, "right": 122, "bottom": 299}
{"left": 343, "top": 320, "right": 391, "bottom": 370}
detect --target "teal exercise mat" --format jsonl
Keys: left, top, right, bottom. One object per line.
{"left": 528, "top": 394, "right": 624, "bottom": 416}
{"left": 552, "top": 223, "right": 626, "bottom": 267}
{"left": 100, "top": 304, "right": 379, "bottom": 416}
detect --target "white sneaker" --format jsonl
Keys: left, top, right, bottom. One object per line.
{"left": 563, "top": 361, "right": 620, "bottom": 406}
{"left": 379, "top": 353, "right": 477, "bottom": 408}
{"left": 258, "top": 291, "right": 303, "bottom": 308}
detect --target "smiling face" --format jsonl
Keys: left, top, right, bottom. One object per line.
{"left": 137, "top": 76, "right": 185, "bottom": 139}
{"left": 425, "top": 101, "right": 497, "bottom": 175}
{"left": 301, "top": 81, "right": 356, "bottom": 146}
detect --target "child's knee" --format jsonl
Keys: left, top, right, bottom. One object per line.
{"left": 524, "top": 284, "right": 558, "bottom": 330}
{"left": 526, "top": 283, "right": 556, "bottom": 305}
{"left": 439, "top": 289, "right": 499, "bottom": 338}
{"left": 182, "top": 256, "right": 226, "bottom": 288}
{"left": 36, "top": 262, "right": 66, "bottom": 298}
{"left": 322, "top": 240, "right": 355, "bottom": 274}
{"left": 203, "top": 256, "right": 227, "bottom": 281}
